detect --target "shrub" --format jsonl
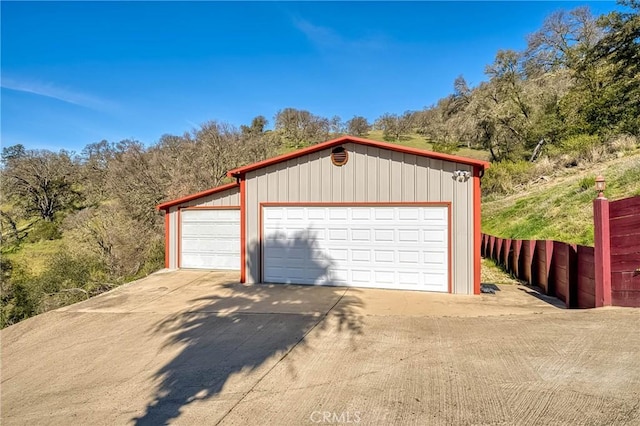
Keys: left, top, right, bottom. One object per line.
{"left": 482, "top": 161, "right": 536, "bottom": 195}
{"left": 36, "top": 251, "right": 109, "bottom": 312}
{"left": 608, "top": 134, "right": 638, "bottom": 154}
{"left": 577, "top": 176, "right": 596, "bottom": 192}
{"left": 25, "top": 220, "right": 62, "bottom": 243}
{"left": 548, "top": 134, "right": 602, "bottom": 166}
{"left": 430, "top": 142, "right": 459, "bottom": 154}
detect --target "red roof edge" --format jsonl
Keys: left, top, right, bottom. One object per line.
{"left": 156, "top": 182, "right": 239, "bottom": 210}
{"left": 227, "top": 136, "right": 490, "bottom": 177}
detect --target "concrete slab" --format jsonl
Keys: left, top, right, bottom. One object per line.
{"left": 341, "top": 283, "right": 562, "bottom": 318}
{"left": 2, "top": 270, "right": 639, "bottom": 425}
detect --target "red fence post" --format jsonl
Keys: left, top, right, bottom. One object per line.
{"left": 568, "top": 244, "right": 578, "bottom": 308}
{"left": 594, "top": 196, "right": 612, "bottom": 307}
{"left": 513, "top": 239, "right": 522, "bottom": 278}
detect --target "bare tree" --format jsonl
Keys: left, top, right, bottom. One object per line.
{"left": 524, "top": 6, "right": 602, "bottom": 75}
{"left": 1, "top": 147, "right": 81, "bottom": 221}
{"left": 274, "top": 108, "right": 330, "bottom": 147}
{"left": 346, "top": 116, "right": 371, "bottom": 136}
{"left": 374, "top": 111, "right": 415, "bottom": 142}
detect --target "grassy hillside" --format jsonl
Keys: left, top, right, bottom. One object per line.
{"left": 364, "top": 130, "right": 491, "bottom": 162}
{"left": 482, "top": 151, "right": 640, "bottom": 245}
{"left": 278, "top": 130, "right": 491, "bottom": 162}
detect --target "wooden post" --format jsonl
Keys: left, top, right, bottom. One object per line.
{"left": 593, "top": 197, "right": 612, "bottom": 307}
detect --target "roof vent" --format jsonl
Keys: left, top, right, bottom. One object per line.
{"left": 331, "top": 146, "right": 348, "bottom": 166}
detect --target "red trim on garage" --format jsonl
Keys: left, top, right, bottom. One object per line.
{"left": 473, "top": 166, "right": 482, "bottom": 295}
{"left": 240, "top": 179, "right": 247, "bottom": 283}
{"left": 259, "top": 201, "right": 264, "bottom": 283}
{"left": 259, "top": 202, "right": 452, "bottom": 293}
{"left": 177, "top": 209, "right": 181, "bottom": 268}
{"left": 156, "top": 182, "right": 239, "bottom": 210}
{"left": 164, "top": 212, "right": 169, "bottom": 268}
{"left": 179, "top": 206, "right": 240, "bottom": 210}
{"left": 261, "top": 201, "right": 452, "bottom": 207}
{"left": 228, "top": 136, "right": 490, "bottom": 178}
{"left": 448, "top": 205, "right": 453, "bottom": 294}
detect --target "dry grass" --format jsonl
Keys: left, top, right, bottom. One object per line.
{"left": 481, "top": 258, "right": 522, "bottom": 286}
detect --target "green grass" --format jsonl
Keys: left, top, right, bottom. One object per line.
{"left": 277, "top": 130, "right": 490, "bottom": 162}
{"left": 4, "top": 239, "right": 66, "bottom": 275}
{"left": 365, "top": 130, "right": 490, "bottom": 161}
{"left": 482, "top": 152, "right": 640, "bottom": 245}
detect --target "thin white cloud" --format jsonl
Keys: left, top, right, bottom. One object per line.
{"left": 1, "top": 77, "right": 114, "bottom": 111}
{"left": 292, "top": 17, "right": 388, "bottom": 52}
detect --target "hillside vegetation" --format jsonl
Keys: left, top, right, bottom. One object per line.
{"left": 2, "top": 2, "right": 638, "bottom": 327}
{"left": 482, "top": 149, "right": 640, "bottom": 245}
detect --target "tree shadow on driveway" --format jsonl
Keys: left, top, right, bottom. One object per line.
{"left": 133, "top": 231, "right": 363, "bottom": 425}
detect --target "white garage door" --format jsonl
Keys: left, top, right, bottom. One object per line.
{"left": 180, "top": 209, "right": 240, "bottom": 269}
{"left": 262, "top": 205, "right": 448, "bottom": 292}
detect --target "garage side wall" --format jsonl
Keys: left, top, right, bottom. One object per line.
{"left": 165, "top": 185, "right": 240, "bottom": 269}
{"left": 243, "top": 143, "right": 475, "bottom": 294}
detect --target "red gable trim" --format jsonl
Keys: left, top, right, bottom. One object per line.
{"left": 156, "top": 182, "right": 239, "bottom": 210}
{"left": 227, "top": 136, "right": 490, "bottom": 177}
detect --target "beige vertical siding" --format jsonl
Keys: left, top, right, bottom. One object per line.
{"left": 166, "top": 185, "right": 240, "bottom": 269}
{"left": 167, "top": 206, "right": 179, "bottom": 269}
{"left": 243, "top": 142, "right": 475, "bottom": 294}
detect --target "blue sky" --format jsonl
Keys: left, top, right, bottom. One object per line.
{"left": 1, "top": 1, "right": 621, "bottom": 153}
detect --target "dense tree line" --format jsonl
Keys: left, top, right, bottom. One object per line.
{"left": 413, "top": 3, "right": 639, "bottom": 161}
{"left": 1, "top": 2, "right": 638, "bottom": 327}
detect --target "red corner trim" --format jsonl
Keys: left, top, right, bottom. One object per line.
{"left": 473, "top": 166, "right": 482, "bottom": 295}
{"left": 164, "top": 212, "right": 169, "bottom": 268}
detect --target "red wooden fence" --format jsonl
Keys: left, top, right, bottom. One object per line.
{"left": 481, "top": 234, "right": 595, "bottom": 308}
{"left": 609, "top": 196, "right": 640, "bottom": 307}
{"left": 482, "top": 195, "right": 640, "bottom": 309}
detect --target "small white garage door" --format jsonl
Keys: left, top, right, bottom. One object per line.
{"left": 262, "top": 205, "right": 449, "bottom": 292}
{"left": 180, "top": 209, "right": 240, "bottom": 269}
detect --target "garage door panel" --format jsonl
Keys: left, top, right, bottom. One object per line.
{"left": 423, "top": 251, "right": 447, "bottom": 266}
{"left": 423, "top": 229, "right": 447, "bottom": 244}
{"left": 351, "top": 209, "right": 371, "bottom": 220}
{"left": 180, "top": 209, "right": 240, "bottom": 270}
{"left": 374, "top": 209, "right": 394, "bottom": 220}
{"left": 351, "top": 250, "right": 371, "bottom": 262}
{"left": 285, "top": 208, "right": 305, "bottom": 220}
{"left": 422, "top": 208, "right": 447, "bottom": 220}
{"left": 399, "top": 271, "right": 420, "bottom": 286}
{"left": 327, "top": 248, "right": 348, "bottom": 261}
{"left": 398, "top": 209, "right": 419, "bottom": 220}
{"left": 398, "top": 230, "right": 420, "bottom": 242}
{"left": 351, "top": 270, "right": 372, "bottom": 284}
{"left": 182, "top": 237, "right": 238, "bottom": 251}
{"left": 329, "top": 208, "right": 348, "bottom": 220}
{"left": 351, "top": 229, "right": 371, "bottom": 241}
{"left": 263, "top": 205, "right": 449, "bottom": 292}
{"left": 183, "top": 223, "right": 238, "bottom": 236}
{"left": 398, "top": 250, "right": 420, "bottom": 264}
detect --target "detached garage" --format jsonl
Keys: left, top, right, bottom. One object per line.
{"left": 158, "top": 136, "right": 490, "bottom": 294}
{"left": 157, "top": 183, "right": 240, "bottom": 270}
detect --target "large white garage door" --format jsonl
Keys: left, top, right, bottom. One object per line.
{"left": 180, "top": 209, "right": 240, "bottom": 269}
{"left": 262, "top": 205, "right": 449, "bottom": 292}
